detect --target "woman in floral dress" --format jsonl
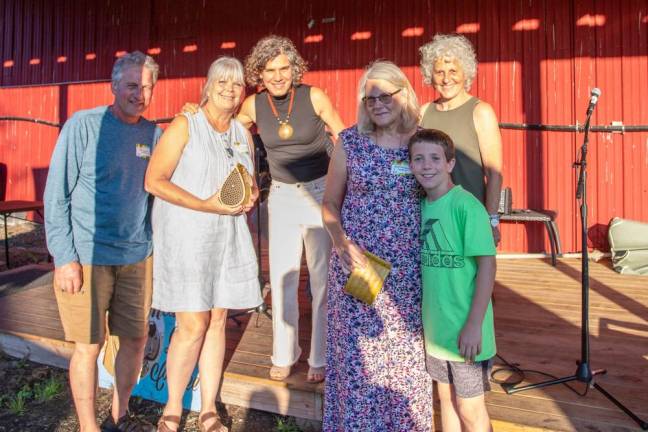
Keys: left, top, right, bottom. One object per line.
{"left": 322, "top": 61, "right": 433, "bottom": 431}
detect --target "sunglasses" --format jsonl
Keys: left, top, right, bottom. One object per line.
{"left": 362, "top": 89, "right": 402, "bottom": 107}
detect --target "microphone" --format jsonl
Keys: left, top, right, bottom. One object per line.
{"left": 586, "top": 88, "right": 601, "bottom": 117}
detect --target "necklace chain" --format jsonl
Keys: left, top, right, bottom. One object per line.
{"left": 204, "top": 107, "right": 234, "bottom": 158}
{"left": 267, "top": 88, "right": 295, "bottom": 125}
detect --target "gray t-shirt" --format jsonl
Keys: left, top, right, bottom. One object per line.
{"left": 44, "top": 105, "right": 162, "bottom": 266}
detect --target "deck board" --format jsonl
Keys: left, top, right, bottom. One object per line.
{"left": 1, "top": 258, "right": 647, "bottom": 431}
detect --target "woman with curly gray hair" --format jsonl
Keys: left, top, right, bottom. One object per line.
{"left": 238, "top": 35, "right": 345, "bottom": 383}
{"left": 419, "top": 33, "right": 503, "bottom": 245}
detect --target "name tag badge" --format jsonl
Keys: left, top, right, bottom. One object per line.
{"left": 391, "top": 160, "right": 412, "bottom": 176}
{"left": 135, "top": 143, "right": 151, "bottom": 159}
{"left": 233, "top": 141, "right": 249, "bottom": 153}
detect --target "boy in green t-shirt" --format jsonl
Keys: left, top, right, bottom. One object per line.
{"left": 409, "top": 129, "right": 497, "bottom": 432}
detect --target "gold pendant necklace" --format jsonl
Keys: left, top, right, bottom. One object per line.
{"left": 267, "top": 88, "right": 295, "bottom": 140}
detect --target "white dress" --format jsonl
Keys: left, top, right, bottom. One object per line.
{"left": 151, "top": 111, "right": 262, "bottom": 312}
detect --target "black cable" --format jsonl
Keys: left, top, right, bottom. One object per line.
{"left": 491, "top": 353, "right": 589, "bottom": 397}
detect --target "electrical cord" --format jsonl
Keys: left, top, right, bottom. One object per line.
{"left": 491, "top": 353, "right": 589, "bottom": 397}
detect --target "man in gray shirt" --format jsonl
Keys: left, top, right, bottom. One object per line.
{"left": 44, "top": 51, "right": 162, "bottom": 432}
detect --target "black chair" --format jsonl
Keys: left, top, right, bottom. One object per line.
{"left": 499, "top": 188, "right": 562, "bottom": 266}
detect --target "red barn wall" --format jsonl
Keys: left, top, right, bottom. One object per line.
{"left": 1, "top": 0, "right": 647, "bottom": 253}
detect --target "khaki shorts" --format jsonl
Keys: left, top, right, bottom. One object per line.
{"left": 54, "top": 256, "right": 152, "bottom": 344}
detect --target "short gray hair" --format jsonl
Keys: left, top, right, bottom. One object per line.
{"left": 419, "top": 34, "right": 477, "bottom": 91}
{"left": 111, "top": 51, "right": 159, "bottom": 87}
{"left": 200, "top": 56, "right": 245, "bottom": 105}
{"left": 357, "top": 61, "right": 420, "bottom": 135}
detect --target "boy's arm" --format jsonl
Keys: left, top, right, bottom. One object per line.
{"left": 458, "top": 255, "right": 496, "bottom": 362}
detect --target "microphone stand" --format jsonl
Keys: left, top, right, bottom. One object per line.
{"left": 502, "top": 94, "right": 648, "bottom": 430}
{"left": 228, "top": 134, "right": 272, "bottom": 327}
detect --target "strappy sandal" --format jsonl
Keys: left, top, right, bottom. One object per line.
{"left": 307, "top": 366, "right": 325, "bottom": 383}
{"left": 269, "top": 365, "right": 292, "bottom": 381}
{"left": 157, "top": 415, "right": 181, "bottom": 432}
{"left": 199, "top": 412, "right": 228, "bottom": 432}
{"left": 100, "top": 410, "right": 156, "bottom": 431}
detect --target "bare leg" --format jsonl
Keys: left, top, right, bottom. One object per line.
{"left": 69, "top": 343, "right": 102, "bottom": 432}
{"left": 437, "top": 382, "right": 462, "bottom": 432}
{"left": 161, "top": 312, "right": 210, "bottom": 431}
{"left": 456, "top": 393, "right": 492, "bottom": 432}
{"left": 197, "top": 308, "right": 228, "bottom": 431}
{"left": 111, "top": 335, "right": 147, "bottom": 421}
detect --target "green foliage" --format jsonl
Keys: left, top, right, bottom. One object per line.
{"left": 274, "top": 416, "right": 302, "bottom": 432}
{"left": 7, "top": 385, "right": 32, "bottom": 416}
{"left": 33, "top": 375, "right": 64, "bottom": 402}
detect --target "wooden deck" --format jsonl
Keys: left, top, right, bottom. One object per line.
{"left": 1, "top": 257, "right": 647, "bottom": 431}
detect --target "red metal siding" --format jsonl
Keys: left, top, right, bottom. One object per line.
{"left": 1, "top": 0, "right": 647, "bottom": 254}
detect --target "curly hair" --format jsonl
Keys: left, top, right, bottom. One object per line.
{"left": 356, "top": 61, "right": 420, "bottom": 135}
{"left": 244, "top": 35, "right": 308, "bottom": 88}
{"left": 419, "top": 34, "right": 477, "bottom": 91}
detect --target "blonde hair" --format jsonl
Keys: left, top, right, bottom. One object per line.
{"left": 357, "top": 61, "right": 420, "bottom": 135}
{"left": 244, "top": 35, "right": 308, "bottom": 88}
{"left": 200, "top": 56, "right": 245, "bottom": 106}
{"left": 419, "top": 34, "right": 477, "bottom": 91}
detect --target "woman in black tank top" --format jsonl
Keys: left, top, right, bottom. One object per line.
{"left": 418, "top": 33, "right": 504, "bottom": 245}
{"left": 238, "top": 35, "right": 345, "bottom": 383}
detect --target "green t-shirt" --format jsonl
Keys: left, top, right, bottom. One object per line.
{"left": 421, "top": 185, "right": 497, "bottom": 362}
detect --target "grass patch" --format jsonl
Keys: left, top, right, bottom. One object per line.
{"left": 33, "top": 375, "right": 65, "bottom": 402}
{"left": 7, "top": 385, "right": 31, "bottom": 416}
{"left": 274, "top": 416, "right": 302, "bottom": 432}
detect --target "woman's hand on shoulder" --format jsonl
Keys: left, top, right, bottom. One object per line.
{"left": 178, "top": 102, "right": 200, "bottom": 116}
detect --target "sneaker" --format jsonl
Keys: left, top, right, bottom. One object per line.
{"left": 100, "top": 411, "right": 156, "bottom": 432}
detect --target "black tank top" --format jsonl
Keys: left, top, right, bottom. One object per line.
{"left": 255, "top": 84, "right": 332, "bottom": 183}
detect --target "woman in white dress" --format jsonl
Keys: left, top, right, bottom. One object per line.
{"left": 145, "top": 57, "right": 261, "bottom": 432}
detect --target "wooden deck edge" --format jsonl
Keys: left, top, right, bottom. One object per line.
{"left": 0, "top": 331, "right": 72, "bottom": 369}
{"left": 220, "top": 371, "right": 324, "bottom": 422}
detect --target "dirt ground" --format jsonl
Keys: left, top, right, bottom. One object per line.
{"left": 0, "top": 221, "right": 309, "bottom": 431}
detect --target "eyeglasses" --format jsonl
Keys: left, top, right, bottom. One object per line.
{"left": 362, "top": 89, "right": 402, "bottom": 107}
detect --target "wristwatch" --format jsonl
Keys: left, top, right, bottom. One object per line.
{"left": 489, "top": 213, "right": 500, "bottom": 228}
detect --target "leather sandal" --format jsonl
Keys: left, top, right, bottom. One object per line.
{"left": 157, "top": 415, "right": 181, "bottom": 432}
{"left": 269, "top": 365, "right": 292, "bottom": 381}
{"left": 199, "top": 412, "right": 228, "bottom": 432}
{"left": 307, "top": 366, "right": 325, "bottom": 383}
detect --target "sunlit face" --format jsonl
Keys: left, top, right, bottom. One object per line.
{"left": 260, "top": 54, "right": 293, "bottom": 96}
{"left": 111, "top": 65, "right": 154, "bottom": 123}
{"left": 364, "top": 79, "right": 404, "bottom": 129}
{"left": 409, "top": 141, "right": 455, "bottom": 194}
{"left": 207, "top": 77, "right": 244, "bottom": 113}
{"left": 431, "top": 57, "right": 467, "bottom": 101}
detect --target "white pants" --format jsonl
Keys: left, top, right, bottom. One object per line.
{"left": 267, "top": 176, "right": 331, "bottom": 368}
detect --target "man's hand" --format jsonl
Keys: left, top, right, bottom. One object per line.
{"left": 54, "top": 262, "right": 83, "bottom": 294}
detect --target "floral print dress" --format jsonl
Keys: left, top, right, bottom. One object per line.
{"left": 323, "top": 126, "right": 433, "bottom": 431}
